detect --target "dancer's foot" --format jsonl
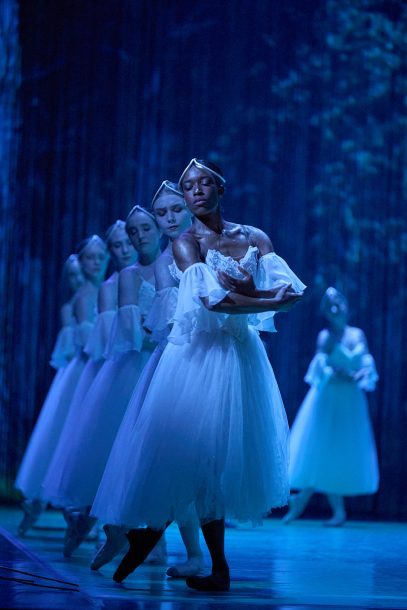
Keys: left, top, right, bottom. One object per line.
{"left": 90, "top": 525, "right": 128, "bottom": 571}
{"left": 18, "top": 500, "right": 44, "bottom": 536}
{"left": 186, "top": 569, "right": 230, "bottom": 592}
{"left": 63, "top": 511, "right": 97, "bottom": 557}
{"left": 323, "top": 513, "right": 346, "bottom": 527}
{"left": 113, "top": 528, "right": 163, "bottom": 583}
{"left": 166, "top": 555, "right": 204, "bottom": 578}
{"left": 282, "top": 492, "right": 310, "bottom": 524}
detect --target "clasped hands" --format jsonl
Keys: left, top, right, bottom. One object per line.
{"left": 217, "top": 266, "right": 303, "bottom": 311}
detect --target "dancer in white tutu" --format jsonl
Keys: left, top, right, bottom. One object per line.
{"left": 40, "top": 224, "right": 135, "bottom": 522}
{"left": 92, "top": 158, "right": 305, "bottom": 591}
{"left": 15, "top": 237, "right": 107, "bottom": 534}
{"left": 283, "top": 287, "right": 379, "bottom": 526}
{"left": 90, "top": 182, "right": 204, "bottom": 577}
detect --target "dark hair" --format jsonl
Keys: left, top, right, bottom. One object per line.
{"left": 196, "top": 158, "right": 225, "bottom": 186}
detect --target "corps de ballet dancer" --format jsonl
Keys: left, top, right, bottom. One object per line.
{"left": 42, "top": 207, "right": 161, "bottom": 556}
{"left": 15, "top": 236, "right": 108, "bottom": 534}
{"left": 91, "top": 158, "right": 305, "bottom": 592}
{"left": 283, "top": 287, "right": 379, "bottom": 526}
{"left": 90, "top": 181, "right": 204, "bottom": 578}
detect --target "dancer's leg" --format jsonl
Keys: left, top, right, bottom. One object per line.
{"left": 167, "top": 523, "right": 204, "bottom": 577}
{"left": 90, "top": 524, "right": 128, "bottom": 570}
{"left": 324, "top": 494, "right": 346, "bottom": 526}
{"left": 282, "top": 488, "right": 313, "bottom": 523}
{"left": 113, "top": 525, "right": 169, "bottom": 583}
{"left": 186, "top": 519, "right": 230, "bottom": 591}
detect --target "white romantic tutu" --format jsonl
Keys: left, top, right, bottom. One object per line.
{"left": 15, "top": 354, "right": 86, "bottom": 500}
{"left": 289, "top": 336, "right": 379, "bottom": 495}
{"left": 92, "top": 249, "right": 305, "bottom": 529}
{"left": 41, "top": 314, "right": 115, "bottom": 504}
{"left": 42, "top": 280, "right": 156, "bottom": 508}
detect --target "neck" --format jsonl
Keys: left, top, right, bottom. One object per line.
{"left": 85, "top": 277, "right": 102, "bottom": 289}
{"left": 138, "top": 246, "right": 160, "bottom": 266}
{"left": 193, "top": 209, "right": 225, "bottom": 234}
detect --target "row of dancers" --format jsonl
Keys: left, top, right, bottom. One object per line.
{"left": 14, "top": 158, "right": 379, "bottom": 592}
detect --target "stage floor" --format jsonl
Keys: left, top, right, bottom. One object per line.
{"left": 0, "top": 506, "right": 406, "bottom": 610}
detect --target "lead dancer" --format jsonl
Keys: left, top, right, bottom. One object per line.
{"left": 92, "top": 159, "right": 305, "bottom": 591}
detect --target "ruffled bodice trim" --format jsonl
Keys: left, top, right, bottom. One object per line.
{"left": 105, "top": 304, "right": 143, "bottom": 358}
{"left": 144, "top": 287, "right": 179, "bottom": 342}
{"left": 305, "top": 342, "right": 378, "bottom": 392}
{"left": 50, "top": 325, "right": 75, "bottom": 369}
{"left": 84, "top": 309, "right": 116, "bottom": 361}
{"left": 168, "top": 248, "right": 305, "bottom": 344}
{"left": 74, "top": 320, "right": 95, "bottom": 350}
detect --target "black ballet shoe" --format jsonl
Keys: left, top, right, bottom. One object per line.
{"left": 186, "top": 570, "right": 230, "bottom": 592}
{"left": 113, "top": 528, "right": 161, "bottom": 583}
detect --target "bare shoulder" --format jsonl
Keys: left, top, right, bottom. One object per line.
{"left": 243, "top": 224, "right": 274, "bottom": 255}
{"left": 348, "top": 326, "right": 367, "bottom": 344}
{"left": 173, "top": 231, "right": 201, "bottom": 271}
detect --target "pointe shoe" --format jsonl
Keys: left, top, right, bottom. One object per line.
{"left": 63, "top": 512, "right": 96, "bottom": 557}
{"left": 113, "top": 529, "right": 161, "bottom": 583}
{"left": 186, "top": 569, "right": 230, "bottom": 592}
{"left": 166, "top": 555, "right": 204, "bottom": 578}
{"left": 18, "top": 500, "right": 44, "bottom": 536}
{"left": 90, "top": 525, "right": 128, "bottom": 571}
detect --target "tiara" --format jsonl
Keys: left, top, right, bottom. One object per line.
{"left": 105, "top": 219, "right": 126, "bottom": 243}
{"left": 77, "top": 235, "right": 106, "bottom": 257}
{"left": 178, "top": 158, "right": 226, "bottom": 190}
{"left": 125, "top": 204, "right": 156, "bottom": 224}
{"left": 151, "top": 180, "right": 183, "bottom": 208}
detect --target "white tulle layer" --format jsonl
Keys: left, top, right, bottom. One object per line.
{"left": 144, "top": 287, "right": 179, "bottom": 342}
{"left": 92, "top": 326, "right": 289, "bottom": 529}
{"left": 84, "top": 310, "right": 116, "bottom": 361}
{"left": 43, "top": 345, "right": 154, "bottom": 508}
{"left": 289, "top": 376, "right": 379, "bottom": 495}
{"left": 50, "top": 326, "right": 75, "bottom": 369}
{"left": 105, "top": 305, "right": 144, "bottom": 358}
{"left": 74, "top": 320, "right": 94, "bottom": 349}
{"left": 42, "top": 357, "right": 105, "bottom": 503}
{"left": 15, "top": 355, "right": 86, "bottom": 500}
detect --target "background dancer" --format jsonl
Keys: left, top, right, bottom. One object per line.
{"left": 283, "top": 287, "right": 379, "bottom": 526}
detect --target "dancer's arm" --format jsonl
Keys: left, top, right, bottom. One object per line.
{"left": 173, "top": 234, "right": 303, "bottom": 314}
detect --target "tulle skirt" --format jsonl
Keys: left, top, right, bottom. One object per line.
{"left": 289, "top": 377, "right": 379, "bottom": 495}
{"left": 15, "top": 355, "right": 86, "bottom": 500}
{"left": 43, "top": 348, "right": 154, "bottom": 508}
{"left": 92, "top": 327, "right": 289, "bottom": 529}
{"left": 41, "top": 357, "right": 105, "bottom": 504}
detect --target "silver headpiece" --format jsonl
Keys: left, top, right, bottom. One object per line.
{"left": 105, "top": 219, "right": 126, "bottom": 244}
{"left": 125, "top": 204, "right": 157, "bottom": 225}
{"left": 64, "top": 253, "right": 79, "bottom": 268}
{"left": 77, "top": 235, "right": 107, "bottom": 258}
{"left": 178, "top": 158, "right": 226, "bottom": 190}
{"left": 151, "top": 180, "right": 183, "bottom": 208}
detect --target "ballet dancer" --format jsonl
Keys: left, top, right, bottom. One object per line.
{"left": 283, "top": 287, "right": 379, "bottom": 526}
{"left": 92, "top": 158, "right": 305, "bottom": 591}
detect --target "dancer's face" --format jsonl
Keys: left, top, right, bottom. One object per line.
{"left": 126, "top": 212, "right": 161, "bottom": 256}
{"left": 153, "top": 196, "right": 191, "bottom": 238}
{"left": 66, "top": 259, "right": 84, "bottom": 292}
{"left": 108, "top": 226, "right": 137, "bottom": 271}
{"left": 324, "top": 296, "right": 348, "bottom": 327}
{"left": 79, "top": 243, "right": 108, "bottom": 282}
{"left": 181, "top": 166, "right": 222, "bottom": 217}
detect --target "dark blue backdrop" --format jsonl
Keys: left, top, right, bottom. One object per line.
{"left": 1, "top": 0, "right": 406, "bottom": 520}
